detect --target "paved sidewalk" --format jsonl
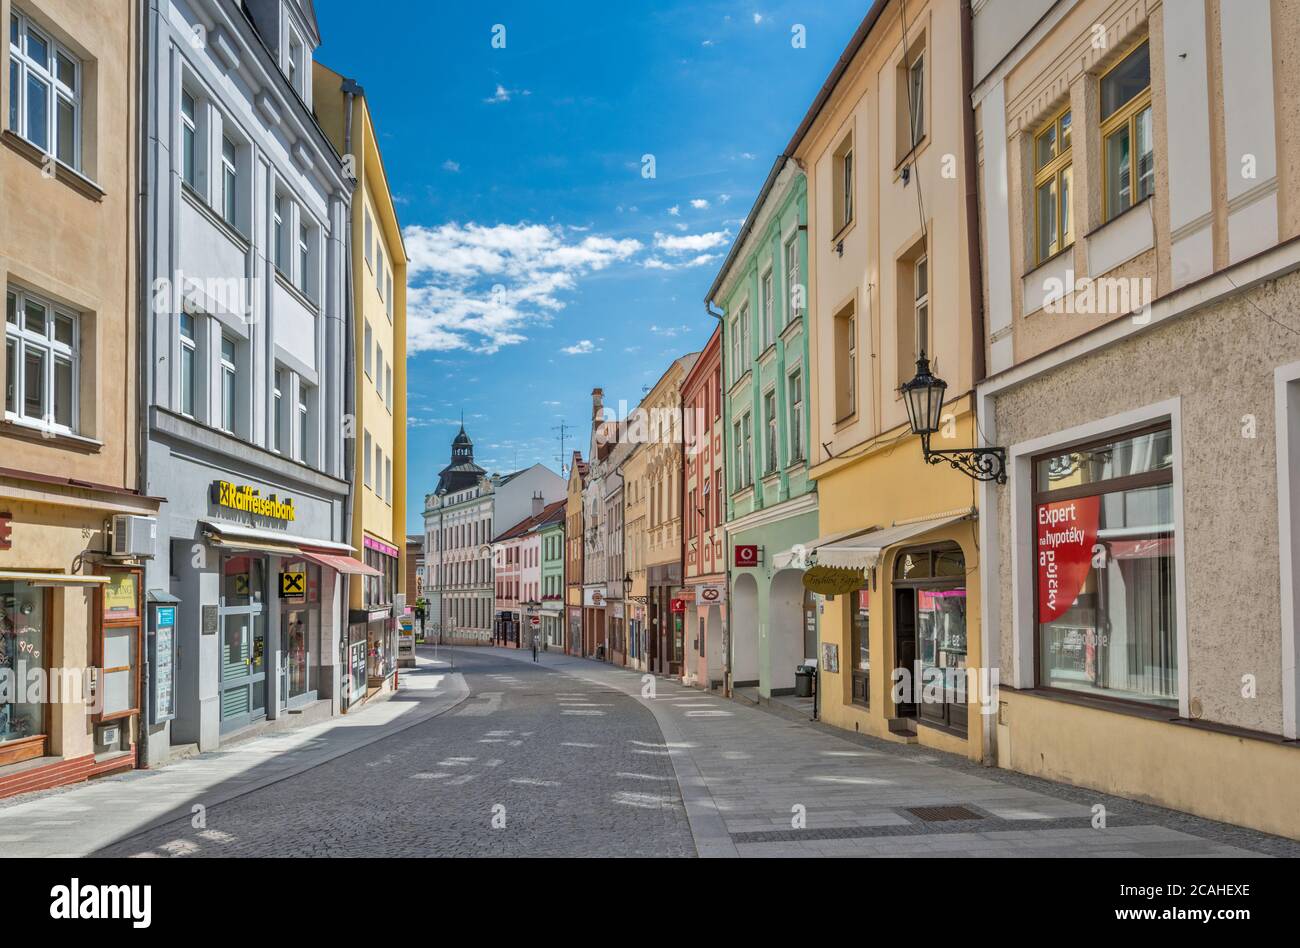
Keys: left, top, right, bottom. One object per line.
{"left": 483, "top": 646, "right": 1300, "bottom": 858}
{"left": 0, "top": 655, "right": 469, "bottom": 857}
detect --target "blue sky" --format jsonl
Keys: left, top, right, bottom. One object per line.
{"left": 312, "top": 0, "right": 867, "bottom": 532}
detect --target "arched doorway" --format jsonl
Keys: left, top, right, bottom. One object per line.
{"left": 731, "top": 572, "right": 759, "bottom": 687}
{"left": 769, "top": 569, "right": 809, "bottom": 694}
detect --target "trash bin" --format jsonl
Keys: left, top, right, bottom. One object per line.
{"left": 795, "top": 664, "right": 816, "bottom": 698}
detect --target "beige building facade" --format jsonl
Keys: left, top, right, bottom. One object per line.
{"left": 974, "top": 0, "right": 1300, "bottom": 838}
{"left": 1, "top": 0, "right": 159, "bottom": 796}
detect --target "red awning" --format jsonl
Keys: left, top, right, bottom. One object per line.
{"left": 299, "top": 550, "right": 382, "bottom": 576}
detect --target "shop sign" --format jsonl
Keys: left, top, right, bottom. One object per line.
{"left": 734, "top": 544, "right": 760, "bottom": 568}
{"left": 211, "top": 480, "right": 296, "bottom": 523}
{"left": 280, "top": 570, "right": 306, "bottom": 597}
{"left": 696, "top": 584, "right": 726, "bottom": 605}
{"left": 103, "top": 572, "right": 139, "bottom": 618}
{"left": 821, "top": 642, "right": 840, "bottom": 674}
{"left": 584, "top": 588, "right": 605, "bottom": 607}
{"left": 1037, "top": 496, "right": 1100, "bottom": 623}
{"left": 802, "top": 565, "right": 866, "bottom": 597}
{"left": 150, "top": 605, "right": 177, "bottom": 724}
{"left": 671, "top": 597, "right": 687, "bottom": 614}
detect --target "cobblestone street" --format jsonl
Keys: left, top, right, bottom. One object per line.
{"left": 1, "top": 647, "right": 1295, "bottom": 858}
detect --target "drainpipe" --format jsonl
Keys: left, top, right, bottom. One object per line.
{"left": 959, "top": 0, "right": 997, "bottom": 768}
{"left": 705, "top": 300, "right": 731, "bottom": 696}
{"left": 338, "top": 79, "right": 360, "bottom": 711}
{"left": 134, "top": 0, "right": 152, "bottom": 771}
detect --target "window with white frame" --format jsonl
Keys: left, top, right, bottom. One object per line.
{"left": 914, "top": 255, "right": 930, "bottom": 359}
{"left": 286, "top": 27, "right": 304, "bottom": 98}
{"left": 297, "top": 383, "right": 310, "bottom": 462}
{"left": 180, "top": 89, "right": 198, "bottom": 190}
{"left": 273, "top": 194, "right": 287, "bottom": 273}
{"left": 363, "top": 429, "right": 372, "bottom": 487}
{"left": 377, "top": 245, "right": 386, "bottom": 299}
{"left": 761, "top": 270, "right": 774, "bottom": 348}
{"left": 8, "top": 11, "right": 80, "bottom": 169}
{"left": 297, "top": 221, "right": 310, "bottom": 295}
{"left": 219, "top": 335, "right": 236, "bottom": 432}
{"left": 386, "top": 271, "right": 394, "bottom": 320}
{"left": 385, "top": 363, "right": 392, "bottom": 410}
{"left": 221, "top": 136, "right": 238, "bottom": 228}
{"left": 375, "top": 345, "right": 383, "bottom": 395}
{"left": 272, "top": 367, "right": 284, "bottom": 452}
{"left": 363, "top": 322, "right": 373, "bottom": 377}
{"left": 763, "top": 389, "right": 778, "bottom": 475}
{"left": 364, "top": 208, "right": 373, "bottom": 268}
{"left": 788, "top": 368, "right": 804, "bottom": 462}
{"left": 5, "top": 288, "right": 78, "bottom": 432}
{"left": 178, "top": 312, "right": 196, "bottom": 417}
{"left": 385, "top": 456, "right": 392, "bottom": 506}
{"left": 375, "top": 444, "right": 384, "bottom": 500}
{"left": 784, "top": 235, "right": 801, "bottom": 323}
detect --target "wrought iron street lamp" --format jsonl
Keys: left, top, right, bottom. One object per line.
{"left": 900, "top": 352, "right": 1007, "bottom": 484}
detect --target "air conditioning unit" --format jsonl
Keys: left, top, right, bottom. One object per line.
{"left": 110, "top": 515, "right": 158, "bottom": 558}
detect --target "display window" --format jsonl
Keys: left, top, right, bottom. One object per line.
{"left": 1033, "top": 425, "right": 1176, "bottom": 709}
{"left": 280, "top": 559, "right": 320, "bottom": 701}
{"left": 0, "top": 583, "right": 49, "bottom": 762}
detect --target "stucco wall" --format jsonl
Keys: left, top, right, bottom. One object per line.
{"left": 993, "top": 270, "right": 1300, "bottom": 735}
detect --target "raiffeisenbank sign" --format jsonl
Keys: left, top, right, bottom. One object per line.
{"left": 210, "top": 480, "right": 296, "bottom": 523}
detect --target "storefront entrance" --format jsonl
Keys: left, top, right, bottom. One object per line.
{"left": 219, "top": 554, "right": 267, "bottom": 733}
{"left": 892, "top": 543, "right": 968, "bottom": 736}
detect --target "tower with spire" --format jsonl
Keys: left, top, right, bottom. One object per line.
{"left": 434, "top": 423, "right": 487, "bottom": 495}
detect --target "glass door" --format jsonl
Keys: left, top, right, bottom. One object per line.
{"left": 219, "top": 554, "right": 267, "bottom": 732}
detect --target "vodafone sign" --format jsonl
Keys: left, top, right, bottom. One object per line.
{"left": 734, "top": 544, "right": 760, "bottom": 568}
{"left": 1037, "top": 496, "right": 1100, "bottom": 623}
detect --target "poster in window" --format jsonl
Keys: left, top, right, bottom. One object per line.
{"left": 1036, "top": 495, "right": 1100, "bottom": 623}
{"left": 152, "top": 606, "right": 176, "bottom": 723}
{"left": 103, "top": 572, "right": 139, "bottom": 619}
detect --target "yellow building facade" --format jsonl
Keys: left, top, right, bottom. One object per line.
{"left": 796, "top": 0, "right": 988, "bottom": 761}
{"left": 312, "top": 64, "right": 408, "bottom": 705}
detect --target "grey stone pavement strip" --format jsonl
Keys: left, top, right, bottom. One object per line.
{"left": 0, "top": 656, "right": 470, "bottom": 857}
{"left": 482, "top": 646, "right": 1300, "bottom": 858}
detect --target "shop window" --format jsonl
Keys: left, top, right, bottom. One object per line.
{"left": 1034, "top": 425, "right": 1176, "bottom": 708}
{"left": 280, "top": 560, "right": 320, "bottom": 701}
{"left": 1033, "top": 106, "right": 1073, "bottom": 263}
{"left": 850, "top": 586, "right": 869, "bottom": 707}
{"left": 1100, "top": 40, "right": 1153, "bottom": 221}
{"left": 894, "top": 543, "right": 968, "bottom": 733}
{"left": 0, "top": 583, "right": 49, "bottom": 762}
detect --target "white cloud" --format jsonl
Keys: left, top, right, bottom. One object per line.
{"left": 561, "top": 339, "right": 597, "bottom": 355}
{"left": 654, "top": 230, "right": 729, "bottom": 254}
{"left": 690, "top": 198, "right": 710, "bottom": 209}
{"left": 667, "top": 205, "right": 680, "bottom": 216}
{"left": 753, "top": 13, "right": 764, "bottom": 24}
{"left": 442, "top": 159, "right": 461, "bottom": 172}
{"left": 739, "top": 152, "right": 757, "bottom": 160}
{"left": 403, "top": 222, "right": 642, "bottom": 354}
{"left": 641, "top": 253, "right": 718, "bottom": 272}
{"left": 484, "top": 85, "right": 531, "bottom": 104}
{"left": 702, "top": 39, "right": 716, "bottom": 47}
{"left": 719, "top": 193, "right": 731, "bottom": 204}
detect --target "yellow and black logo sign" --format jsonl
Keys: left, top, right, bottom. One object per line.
{"left": 280, "top": 571, "right": 306, "bottom": 596}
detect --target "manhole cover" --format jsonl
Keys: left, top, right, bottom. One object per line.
{"left": 907, "top": 805, "right": 983, "bottom": 822}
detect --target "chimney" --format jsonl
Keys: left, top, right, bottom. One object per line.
{"left": 532, "top": 491, "right": 544, "bottom": 517}
{"left": 591, "top": 387, "right": 604, "bottom": 425}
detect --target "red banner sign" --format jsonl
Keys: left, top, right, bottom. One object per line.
{"left": 734, "top": 544, "right": 759, "bottom": 567}
{"left": 671, "top": 598, "right": 688, "bottom": 614}
{"left": 1037, "top": 496, "right": 1100, "bottom": 623}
